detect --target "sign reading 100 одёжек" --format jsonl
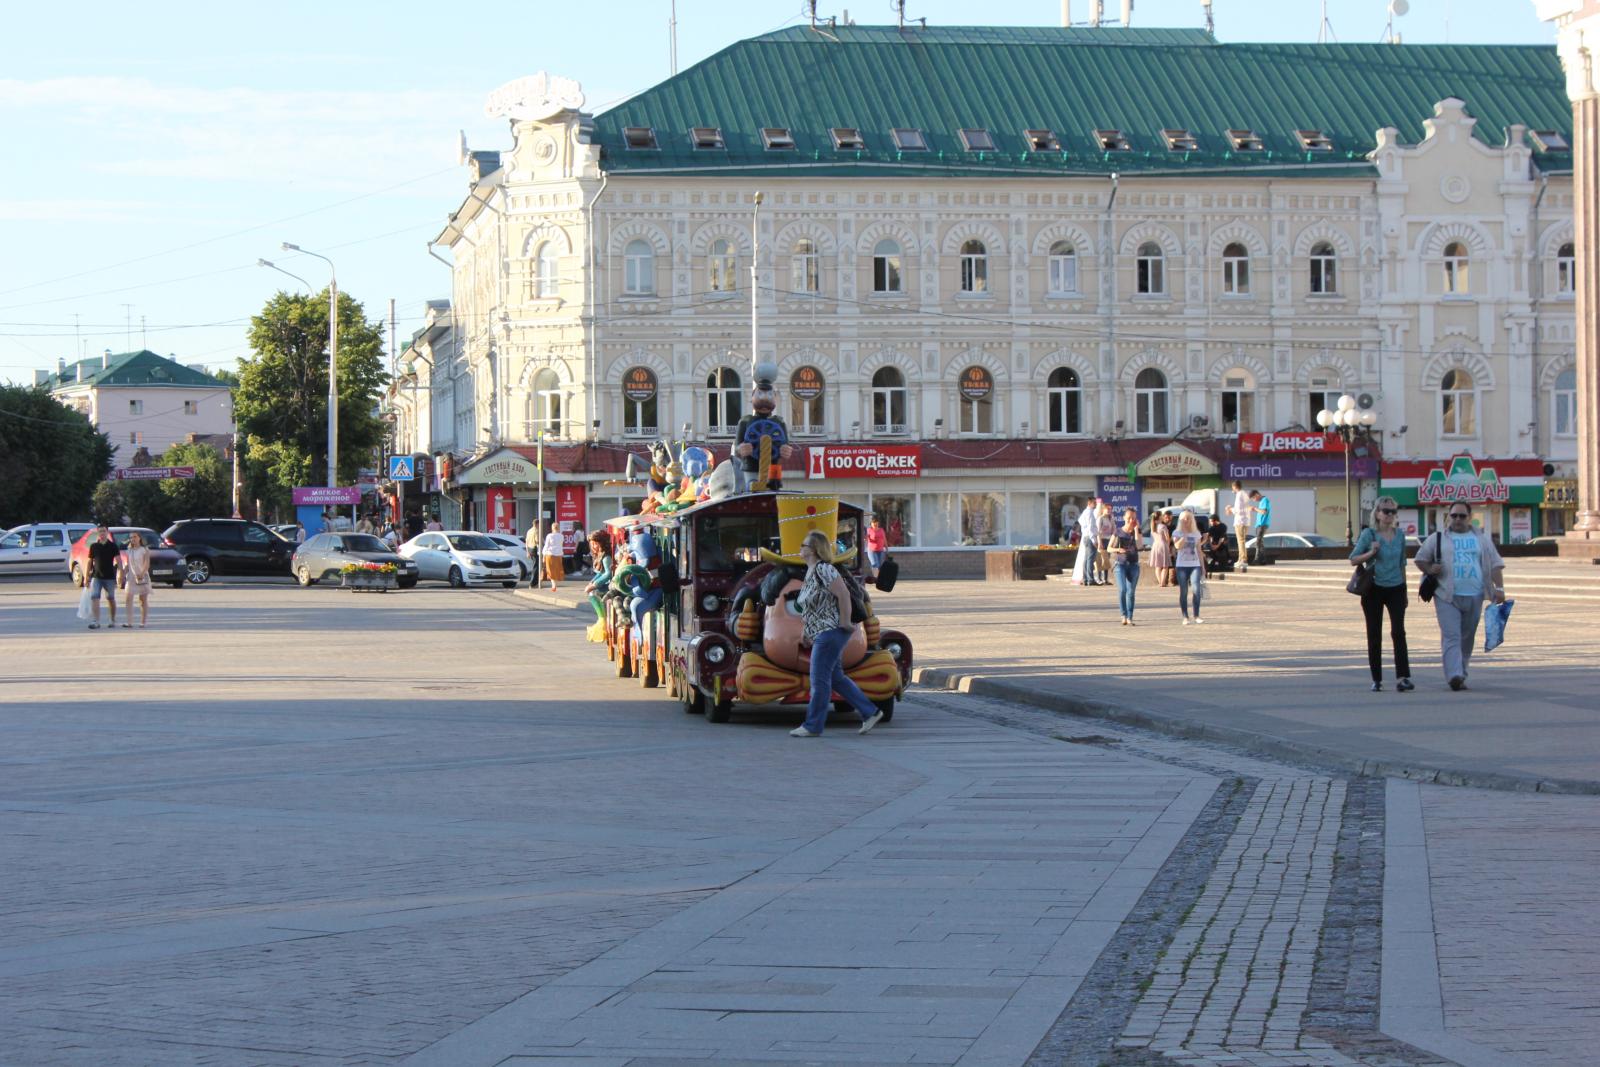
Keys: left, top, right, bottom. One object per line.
{"left": 807, "top": 445, "right": 922, "bottom": 479}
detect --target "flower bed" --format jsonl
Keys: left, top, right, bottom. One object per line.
{"left": 341, "top": 560, "right": 398, "bottom": 592}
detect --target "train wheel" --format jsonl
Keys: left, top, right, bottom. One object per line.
{"left": 684, "top": 684, "right": 706, "bottom": 715}
{"left": 617, "top": 638, "right": 634, "bottom": 678}
{"left": 875, "top": 697, "right": 895, "bottom": 722}
{"left": 705, "top": 697, "right": 732, "bottom": 723}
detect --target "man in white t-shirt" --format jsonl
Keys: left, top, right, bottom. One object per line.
{"left": 1226, "top": 479, "right": 1254, "bottom": 572}
{"left": 1072, "top": 498, "right": 1100, "bottom": 585}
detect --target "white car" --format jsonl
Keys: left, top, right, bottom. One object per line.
{"left": 1245, "top": 532, "right": 1342, "bottom": 551}
{"left": 482, "top": 532, "right": 535, "bottom": 581}
{"left": 397, "top": 530, "right": 521, "bottom": 588}
{"left": 1, "top": 522, "right": 96, "bottom": 575}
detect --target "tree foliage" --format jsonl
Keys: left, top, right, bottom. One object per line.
{"left": 0, "top": 384, "right": 113, "bottom": 527}
{"left": 235, "top": 288, "right": 389, "bottom": 492}
{"left": 84, "top": 442, "right": 231, "bottom": 530}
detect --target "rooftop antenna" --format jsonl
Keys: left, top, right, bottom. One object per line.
{"left": 121, "top": 304, "right": 133, "bottom": 354}
{"left": 1383, "top": 0, "right": 1408, "bottom": 44}
{"left": 1089, "top": 0, "right": 1103, "bottom": 27}
{"left": 669, "top": 0, "right": 678, "bottom": 75}
{"left": 140, "top": 314, "right": 146, "bottom": 350}
{"left": 1317, "top": 0, "right": 1336, "bottom": 43}
{"left": 891, "top": 0, "right": 926, "bottom": 28}
{"left": 1202, "top": 0, "right": 1214, "bottom": 35}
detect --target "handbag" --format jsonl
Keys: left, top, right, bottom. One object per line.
{"left": 1346, "top": 562, "right": 1374, "bottom": 597}
{"left": 1418, "top": 531, "right": 1442, "bottom": 602}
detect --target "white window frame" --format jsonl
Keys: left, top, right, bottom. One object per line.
{"left": 1218, "top": 372, "right": 1256, "bottom": 435}
{"left": 1443, "top": 241, "right": 1470, "bottom": 296}
{"left": 790, "top": 239, "right": 820, "bottom": 294}
{"left": 1310, "top": 243, "right": 1338, "bottom": 295}
{"left": 958, "top": 371, "right": 995, "bottom": 435}
{"left": 530, "top": 369, "right": 562, "bottom": 436}
{"left": 535, "top": 242, "right": 559, "bottom": 298}
{"left": 1046, "top": 368, "right": 1082, "bottom": 435}
{"left": 1553, "top": 367, "right": 1577, "bottom": 437}
{"left": 1439, "top": 368, "right": 1477, "bottom": 438}
{"left": 1046, "top": 241, "right": 1078, "bottom": 296}
{"left": 1308, "top": 376, "right": 1340, "bottom": 430}
{"left": 706, "top": 367, "right": 741, "bottom": 436}
{"left": 1134, "top": 369, "right": 1170, "bottom": 435}
{"left": 623, "top": 391, "right": 657, "bottom": 438}
{"left": 870, "top": 367, "right": 908, "bottom": 435}
{"left": 1221, "top": 243, "right": 1250, "bottom": 296}
{"left": 708, "top": 238, "right": 737, "bottom": 293}
{"left": 184, "top": 399, "right": 198, "bottom": 415}
{"left": 623, "top": 239, "right": 655, "bottom": 295}
{"left": 1136, "top": 242, "right": 1166, "bottom": 296}
{"left": 959, "top": 239, "right": 989, "bottom": 294}
{"left": 790, "top": 378, "right": 826, "bottom": 435}
{"left": 1557, "top": 243, "right": 1576, "bottom": 295}
{"left": 128, "top": 399, "right": 143, "bottom": 415}
{"left": 872, "top": 239, "right": 903, "bottom": 294}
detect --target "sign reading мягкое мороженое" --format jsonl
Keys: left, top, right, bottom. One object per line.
{"left": 1236, "top": 432, "right": 1341, "bottom": 455}
{"left": 806, "top": 445, "right": 922, "bottom": 478}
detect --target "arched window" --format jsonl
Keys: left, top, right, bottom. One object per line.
{"left": 1554, "top": 367, "right": 1577, "bottom": 436}
{"left": 535, "top": 242, "right": 559, "bottom": 298}
{"left": 1221, "top": 242, "right": 1250, "bottom": 295}
{"left": 1443, "top": 241, "right": 1470, "bottom": 295}
{"left": 1307, "top": 369, "right": 1341, "bottom": 429}
{"left": 872, "top": 239, "right": 903, "bottom": 293}
{"left": 789, "top": 365, "right": 825, "bottom": 434}
{"left": 1310, "top": 242, "right": 1338, "bottom": 295}
{"left": 1136, "top": 241, "right": 1165, "bottom": 295}
{"left": 1046, "top": 367, "right": 1082, "bottom": 434}
{"left": 623, "top": 239, "right": 655, "bottom": 295}
{"left": 958, "top": 366, "right": 995, "bottom": 434}
{"left": 870, "top": 366, "right": 907, "bottom": 434}
{"left": 706, "top": 367, "right": 741, "bottom": 434}
{"left": 1440, "top": 368, "right": 1476, "bottom": 436}
{"left": 1218, "top": 369, "right": 1256, "bottom": 435}
{"left": 1047, "top": 241, "right": 1078, "bottom": 295}
{"left": 1557, "top": 242, "right": 1576, "bottom": 295}
{"left": 1134, "top": 367, "right": 1170, "bottom": 434}
{"left": 790, "top": 239, "right": 820, "bottom": 294}
{"left": 530, "top": 368, "right": 562, "bottom": 435}
{"left": 708, "top": 238, "right": 737, "bottom": 292}
{"left": 707, "top": 367, "right": 742, "bottom": 435}
{"left": 959, "top": 239, "right": 989, "bottom": 293}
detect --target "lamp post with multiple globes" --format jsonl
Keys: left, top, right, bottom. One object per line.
{"left": 1316, "top": 394, "right": 1378, "bottom": 547}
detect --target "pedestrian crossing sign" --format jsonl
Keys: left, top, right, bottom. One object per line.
{"left": 388, "top": 455, "right": 415, "bottom": 480}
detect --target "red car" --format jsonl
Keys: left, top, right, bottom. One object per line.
{"left": 70, "top": 527, "right": 184, "bottom": 589}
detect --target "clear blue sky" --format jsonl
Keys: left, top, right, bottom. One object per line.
{"left": 0, "top": 0, "right": 1558, "bottom": 386}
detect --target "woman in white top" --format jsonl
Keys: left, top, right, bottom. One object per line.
{"left": 1173, "top": 509, "right": 1206, "bottom": 624}
{"left": 790, "top": 530, "right": 885, "bottom": 738}
{"left": 122, "top": 531, "right": 153, "bottom": 628}
{"left": 540, "top": 524, "right": 566, "bottom": 591}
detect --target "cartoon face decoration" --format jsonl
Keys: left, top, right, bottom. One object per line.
{"left": 760, "top": 576, "right": 868, "bottom": 673}
{"left": 679, "top": 446, "right": 712, "bottom": 480}
{"left": 628, "top": 527, "right": 659, "bottom": 569}
{"left": 750, "top": 381, "right": 777, "bottom": 414}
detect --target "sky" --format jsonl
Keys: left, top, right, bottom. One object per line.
{"left": 0, "top": 0, "right": 1559, "bottom": 387}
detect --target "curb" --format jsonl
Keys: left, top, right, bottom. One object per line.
{"left": 512, "top": 587, "right": 589, "bottom": 611}
{"left": 912, "top": 665, "right": 1600, "bottom": 796}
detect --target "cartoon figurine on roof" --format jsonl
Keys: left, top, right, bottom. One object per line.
{"left": 734, "top": 360, "right": 792, "bottom": 492}
{"left": 612, "top": 525, "right": 663, "bottom": 632}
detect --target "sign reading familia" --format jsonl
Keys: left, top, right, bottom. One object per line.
{"left": 807, "top": 445, "right": 922, "bottom": 479}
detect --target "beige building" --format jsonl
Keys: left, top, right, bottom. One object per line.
{"left": 402, "top": 28, "right": 1577, "bottom": 545}
{"left": 43, "top": 350, "right": 234, "bottom": 469}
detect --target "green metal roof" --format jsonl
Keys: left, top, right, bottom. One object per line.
{"left": 47, "top": 350, "right": 222, "bottom": 390}
{"left": 591, "top": 26, "right": 1570, "bottom": 178}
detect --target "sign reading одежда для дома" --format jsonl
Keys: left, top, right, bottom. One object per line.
{"left": 807, "top": 445, "right": 922, "bottom": 479}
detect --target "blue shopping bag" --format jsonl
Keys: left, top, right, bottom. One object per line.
{"left": 1483, "top": 599, "right": 1514, "bottom": 653}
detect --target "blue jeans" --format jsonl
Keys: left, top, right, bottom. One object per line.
{"left": 802, "top": 626, "right": 878, "bottom": 734}
{"left": 1114, "top": 562, "right": 1139, "bottom": 619}
{"left": 866, "top": 549, "right": 886, "bottom": 570}
{"left": 1176, "top": 565, "right": 1203, "bottom": 618}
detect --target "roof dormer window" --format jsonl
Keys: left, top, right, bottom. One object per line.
{"left": 891, "top": 127, "right": 928, "bottom": 151}
{"left": 1296, "top": 129, "right": 1334, "bottom": 152}
{"left": 1163, "top": 128, "right": 1199, "bottom": 152}
{"left": 831, "top": 127, "right": 866, "bottom": 150}
{"left": 1094, "top": 129, "right": 1130, "bottom": 152}
{"left": 1531, "top": 129, "right": 1569, "bottom": 152}
{"left": 623, "top": 126, "right": 658, "bottom": 150}
{"left": 1227, "top": 128, "right": 1264, "bottom": 151}
{"left": 1024, "top": 129, "right": 1060, "bottom": 152}
{"left": 761, "top": 127, "right": 795, "bottom": 150}
{"left": 958, "top": 128, "right": 995, "bottom": 152}
{"left": 690, "top": 126, "right": 725, "bottom": 150}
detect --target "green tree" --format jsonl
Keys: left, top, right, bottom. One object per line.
{"left": 158, "top": 441, "right": 231, "bottom": 520}
{"left": 0, "top": 384, "right": 113, "bottom": 527}
{"left": 235, "top": 288, "right": 389, "bottom": 492}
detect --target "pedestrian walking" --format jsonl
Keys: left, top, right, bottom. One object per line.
{"left": 790, "top": 530, "right": 884, "bottom": 738}
{"left": 83, "top": 524, "right": 120, "bottom": 630}
{"left": 1226, "top": 480, "right": 1254, "bottom": 572}
{"left": 1413, "top": 503, "right": 1506, "bottom": 691}
{"left": 1070, "top": 497, "right": 1099, "bottom": 585}
{"left": 524, "top": 519, "right": 541, "bottom": 559}
{"left": 1110, "top": 508, "right": 1142, "bottom": 625}
{"left": 1350, "top": 496, "right": 1413, "bottom": 692}
{"left": 355, "top": 512, "right": 376, "bottom": 535}
{"left": 540, "top": 522, "right": 566, "bottom": 591}
{"left": 122, "top": 530, "right": 153, "bottom": 628}
{"left": 1173, "top": 510, "right": 1206, "bottom": 624}
{"left": 1250, "top": 490, "right": 1272, "bottom": 565}
{"left": 1093, "top": 503, "right": 1115, "bottom": 586}
{"left": 424, "top": 514, "right": 443, "bottom": 532}
{"left": 1149, "top": 515, "right": 1175, "bottom": 587}
{"left": 864, "top": 515, "right": 889, "bottom": 579}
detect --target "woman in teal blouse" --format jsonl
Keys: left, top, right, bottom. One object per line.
{"left": 1350, "top": 495, "right": 1413, "bottom": 692}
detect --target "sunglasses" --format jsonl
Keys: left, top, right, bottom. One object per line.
{"left": 1377, "top": 508, "right": 1397, "bottom": 515}
{"left": 1448, "top": 513, "right": 1470, "bottom": 520}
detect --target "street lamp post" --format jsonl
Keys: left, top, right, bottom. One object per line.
{"left": 281, "top": 243, "right": 339, "bottom": 488}
{"left": 1316, "top": 394, "right": 1378, "bottom": 546}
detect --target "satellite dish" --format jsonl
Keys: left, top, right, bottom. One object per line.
{"left": 1357, "top": 392, "right": 1376, "bottom": 410}
{"left": 1389, "top": 0, "right": 1409, "bottom": 15}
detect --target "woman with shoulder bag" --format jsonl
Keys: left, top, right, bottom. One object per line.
{"left": 790, "top": 531, "right": 885, "bottom": 738}
{"left": 1350, "top": 496, "right": 1412, "bottom": 692}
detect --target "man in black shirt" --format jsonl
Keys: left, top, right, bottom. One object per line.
{"left": 85, "top": 524, "right": 122, "bottom": 629}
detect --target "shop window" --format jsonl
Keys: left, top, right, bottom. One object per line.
{"left": 1219, "top": 371, "right": 1255, "bottom": 435}
{"left": 1049, "top": 493, "right": 1089, "bottom": 546}
{"left": 1309, "top": 242, "right": 1338, "bottom": 295}
{"left": 961, "top": 492, "right": 1004, "bottom": 546}
{"left": 1557, "top": 243, "right": 1575, "bottom": 295}
{"left": 1221, "top": 242, "right": 1250, "bottom": 295}
{"left": 1047, "top": 241, "right": 1078, "bottom": 296}
{"left": 958, "top": 366, "right": 994, "bottom": 434}
{"left": 708, "top": 238, "right": 737, "bottom": 292}
{"left": 1134, "top": 367, "right": 1170, "bottom": 435}
{"left": 623, "top": 239, "right": 655, "bottom": 295}
{"left": 1010, "top": 492, "right": 1049, "bottom": 545}
{"left": 1443, "top": 241, "right": 1470, "bottom": 295}
{"left": 872, "top": 239, "right": 904, "bottom": 293}
{"left": 871, "top": 495, "right": 913, "bottom": 548}
{"left": 1554, "top": 367, "right": 1577, "bottom": 437}
{"left": 1046, "top": 367, "right": 1082, "bottom": 434}
{"left": 789, "top": 366, "right": 825, "bottom": 434}
{"left": 707, "top": 367, "right": 741, "bottom": 435}
{"left": 1440, "top": 368, "right": 1476, "bottom": 437}
{"left": 921, "top": 492, "right": 960, "bottom": 547}
{"left": 535, "top": 242, "right": 559, "bottom": 298}
{"left": 1307, "top": 374, "right": 1340, "bottom": 430}
{"left": 959, "top": 239, "right": 989, "bottom": 294}
{"left": 1136, "top": 242, "right": 1165, "bottom": 295}
{"left": 790, "top": 239, "right": 820, "bottom": 294}
{"left": 529, "top": 368, "right": 561, "bottom": 436}
{"left": 870, "top": 367, "right": 907, "bottom": 434}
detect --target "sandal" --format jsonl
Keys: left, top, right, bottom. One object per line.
{"left": 121, "top": 623, "right": 132, "bottom": 629}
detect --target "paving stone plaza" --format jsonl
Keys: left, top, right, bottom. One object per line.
{"left": 1, "top": 572, "right": 1596, "bottom": 1065}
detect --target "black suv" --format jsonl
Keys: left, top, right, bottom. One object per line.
{"left": 162, "top": 519, "right": 295, "bottom": 585}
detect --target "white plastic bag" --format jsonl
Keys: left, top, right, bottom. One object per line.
{"left": 1484, "top": 599, "right": 1514, "bottom": 652}
{"left": 76, "top": 584, "right": 93, "bottom": 621}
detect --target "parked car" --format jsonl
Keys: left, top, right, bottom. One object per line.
{"left": 0, "top": 522, "right": 96, "bottom": 575}
{"left": 1245, "top": 532, "right": 1342, "bottom": 551}
{"left": 69, "top": 527, "right": 184, "bottom": 588}
{"left": 161, "top": 518, "right": 295, "bottom": 584}
{"left": 483, "top": 532, "right": 534, "bottom": 581}
{"left": 271, "top": 524, "right": 305, "bottom": 542}
{"left": 293, "top": 532, "right": 419, "bottom": 588}
{"left": 396, "top": 530, "right": 520, "bottom": 587}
